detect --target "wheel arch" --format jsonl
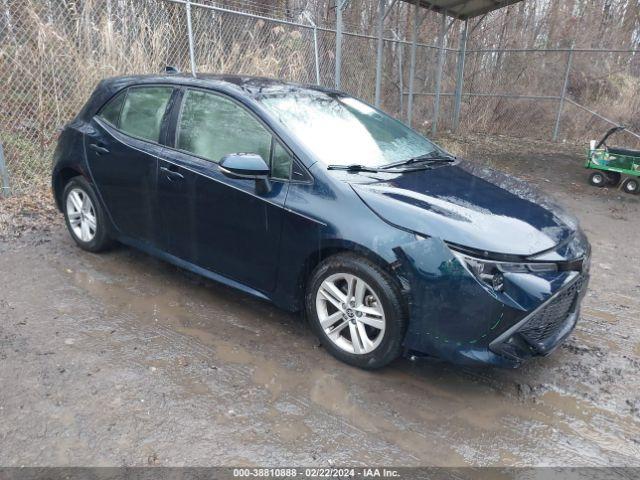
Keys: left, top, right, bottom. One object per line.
{"left": 53, "top": 167, "right": 85, "bottom": 211}
{"left": 294, "top": 240, "right": 403, "bottom": 312}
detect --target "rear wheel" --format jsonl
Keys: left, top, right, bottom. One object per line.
{"left": 63, "top": 176, "right": 112, "bottom": 252}
{"left": 622, "top": 177, "right": 639, "bottom": 195}
{"left": 588, "top": 171, "right": 606, "bottom": 187}
{"left": 305, "top": 253, "right": 406, "bottom": 369}
{"left": 604, "top": 171, "right": 621, "bottom": 187}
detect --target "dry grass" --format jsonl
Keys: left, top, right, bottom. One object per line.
{"left": 1, "top": 0, "right": 639, "bottom": 196}
{"left": 0, "top": 0, "right": 318, "bottom": 196}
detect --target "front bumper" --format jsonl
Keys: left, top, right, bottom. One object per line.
{"left": 488, "top": 274, "right": 587, "bottom": 363}
{"left": 394, "top": 237, "right": 589, "bottom": 368}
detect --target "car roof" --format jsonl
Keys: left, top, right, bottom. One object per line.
{"left": 104, "top": 73, "right": 338, "bottom": 98}
{"left": 79, "top": 73, "right": 340, "bottom": 120}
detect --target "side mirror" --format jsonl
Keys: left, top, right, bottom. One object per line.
{"left": 219, "top": 153, "right": 269, "bottom": 180}
{"left": 219, "top": 153, "right": 272, "bottom": 195}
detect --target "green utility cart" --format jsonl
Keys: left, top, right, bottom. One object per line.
{"left": 586, "top": 126, "right": 640, "bottom": 194}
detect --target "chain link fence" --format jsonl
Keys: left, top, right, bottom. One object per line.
{"left": 1, "top": 0, "right": 639, "bottom": 195}
{"left": 0, "top": 0, "right": 190, "bottom": 194}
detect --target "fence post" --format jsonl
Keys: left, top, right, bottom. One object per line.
{"left": 0, "top": 142, "right": 10, "bottom": 196}
{"left": 374, "top": 0, "right": 385, "bottom": 107}
{"left": 312, "top": 22, "right": 321, "bottom": 85}
{"left": 335, "top": 1, "right": 346, "bottom": 89}
{"left": 553, "top": 48, "right": 574, "bottom": 142}
{"left": 391, "top": 30, "right": 403, "bottom": 115}
{"left": 185, "top": 0, "right": 197, "bottom": 77}
{"left": 303, "top": 12, "right": 321, "bottom": 85}
{"left": 432, "top": 12, "right": 447, "bottom": 137}
{"left": 407, "top": 2, "right": 420, "bottom": 126}
{"left": 453, "top": 19, "right": 468, "bottom": 132}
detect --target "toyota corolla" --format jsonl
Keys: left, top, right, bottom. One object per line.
{"left": 51, "top": 73, "right": 590, "bottom": 369}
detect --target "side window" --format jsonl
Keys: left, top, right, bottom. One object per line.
{"left": 119, "top": 87, "right": 173, "bottom": 142}
{"left": 271, "top": 141, "right": 293, "bottom": 180}
{"left": 292, "top": 161, "right": 311, "bottom": 183}
{"left": 177, "top": 90, "right": 271, "bottom": 165}
{"left": 98, "top": 91, "right": 125, "bottom": 127}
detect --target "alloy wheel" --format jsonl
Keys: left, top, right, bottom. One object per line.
{"left": 315, "top": 273, "right": 386, "bottom": 355}
{"left": 66, "top": 187, "right": 97, "bottom": 242}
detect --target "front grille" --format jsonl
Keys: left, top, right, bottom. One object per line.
{"left": 519, "top": 277, "right": 584, "bottom": 344}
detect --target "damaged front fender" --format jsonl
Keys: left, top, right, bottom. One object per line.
{"left": 393, "top": 237, "right": 579, "bottom": 367}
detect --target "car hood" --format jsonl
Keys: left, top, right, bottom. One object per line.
{"left": 348, "top": 160, "right": 579, "bottom": 257}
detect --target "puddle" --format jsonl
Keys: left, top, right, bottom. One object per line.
{"left": 582, "top": 308, "right": 619, "bottom": 323}
{"left": 57, "top": 247, "right": 640, "bottom": 466}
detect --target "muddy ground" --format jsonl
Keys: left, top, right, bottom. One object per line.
{"left": 0, "top": 136, "right": 639, "bottom": 467}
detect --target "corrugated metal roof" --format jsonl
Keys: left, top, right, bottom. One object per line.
{"left": 402, "top": 0, "right": 524, "bottom": 20}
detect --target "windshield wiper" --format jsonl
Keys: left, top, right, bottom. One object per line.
{"left": 381, "top": 152, "right": 456, "bottom": 170}
{"left": 327, "top": 164, "right": 383, "bottom": 173}
{"left": 327, "top": 153, "right": 455, "bottom": 173}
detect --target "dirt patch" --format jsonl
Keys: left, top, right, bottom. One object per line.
{"left": 0, "top": 184, "right": 59, "bottom": 242}
{"left": 437, "top": 133, "right": 640, "bottom": 206}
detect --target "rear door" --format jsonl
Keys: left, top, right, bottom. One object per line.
{"left": 158, "top": 88, "right": 295, "bottom": 293}
{"left": 86, "top": 85, "right": 174, "bottom": 245}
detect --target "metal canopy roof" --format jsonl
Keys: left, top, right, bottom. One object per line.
{"left": 403, "top": 0, "right": 524, "bottom": 20}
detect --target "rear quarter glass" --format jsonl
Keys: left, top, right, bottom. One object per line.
{"left": 98, "top": 91, "right": 126, "bottom": 126}
{"left": 119, "top": 87, "right": 173, "bottom": 142}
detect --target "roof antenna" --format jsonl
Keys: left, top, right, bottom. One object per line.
{"left": 165, "top": 66, "right": 180, "bottom": 75}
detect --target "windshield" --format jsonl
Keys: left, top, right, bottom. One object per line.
{"left": 258, "top": 91, "right": 439, "bottom": 167}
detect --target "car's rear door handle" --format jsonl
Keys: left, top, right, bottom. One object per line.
{"left": 89, "top": 143, "right": 109, "bottom": 154}
{"left": 160, "top": 165, "right": 184, "bottom": 181}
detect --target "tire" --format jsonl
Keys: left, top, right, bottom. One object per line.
{"left": 588, "top": 171, "right": 606, "bottom": 187}
{"left": 622, "top": 177, "right": 640, "bottom": 195}
{"left": 62, "top": 176, "right": 112, "bottom": 252}
{"left": 604, "top": 171, "right": 621, "bottom": 187}
{"left": 305, "top": 253, "right": 407, "bottom": 370}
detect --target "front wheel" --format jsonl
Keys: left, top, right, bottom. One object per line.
{"left": 305, "top": 253, "right": 407, "bottom": 369}
{"left": 63, "top": 176, "right": 112, "bottom": 252}
{"left": 588, "top": 171, "right": 606, "bottom": 187}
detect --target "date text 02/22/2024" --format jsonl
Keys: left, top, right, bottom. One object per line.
{"left": 232, "top": 468, "right": 401, "bottom": 477}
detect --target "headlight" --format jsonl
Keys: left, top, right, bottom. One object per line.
{"left": 452, "top": 250, "right": 557, "bottom": 292}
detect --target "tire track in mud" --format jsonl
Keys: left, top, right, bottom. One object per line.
{"left": 19, "top": 250, "right": 426, "bottom": 465}
{"left": 69, "top": 294, "right": 425, "bottom": 464}
{"left": 58, "top": 244, "right": 640, "bottom": 466}
{"left": 2, "top": 222, "right": 640, "bottom": 466}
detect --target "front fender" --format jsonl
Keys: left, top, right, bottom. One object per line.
{"left": 393, "top": 237, "right": 574, "bottom": 367}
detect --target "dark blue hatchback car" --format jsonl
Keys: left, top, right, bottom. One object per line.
{"left": 52, "top": 73, "right": 591, "bottom": 369}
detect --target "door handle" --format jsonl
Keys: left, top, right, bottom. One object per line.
{"left": 89, "top": 143, "right": 109, "bottom": 154}
{"left": 160, "top": 165, "right": 184, "bottom": 180}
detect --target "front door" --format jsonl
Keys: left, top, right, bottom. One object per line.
{"left": 157, "top": 89, "right": 294, "bottom": 293}
{"left": 86, "top": 86, "right": 174, "bottom": 245}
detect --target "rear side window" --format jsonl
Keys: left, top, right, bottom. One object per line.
{"left": 98, "top": 92, "right": 125, "bottom": 126}
{"left": 119, "top": 87, "right": 173, "bottom": 142}
{"left": 177, "top": 90, "right": 271, "bottom": 164}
